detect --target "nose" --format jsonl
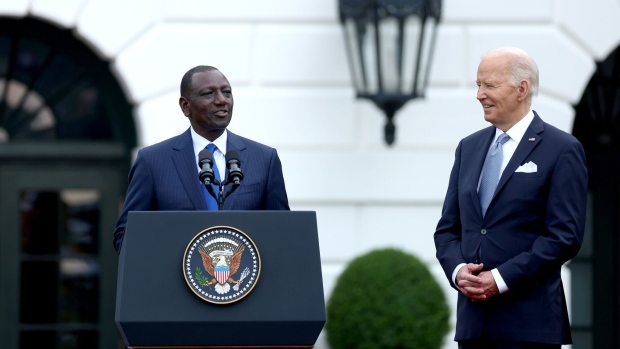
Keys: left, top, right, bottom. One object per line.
{"left": 477, "top": 87, "right": 485, "bottom": 101}
{"left": 214, "top": 90, "right": 226, "bottom": 104}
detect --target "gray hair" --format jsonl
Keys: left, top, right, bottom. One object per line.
{"left": 482, "top": 47, "right": 539, "bottom": 101}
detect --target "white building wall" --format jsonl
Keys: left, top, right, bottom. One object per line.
{"left": 3, "top": 0, "right": 620, "bottom": 347}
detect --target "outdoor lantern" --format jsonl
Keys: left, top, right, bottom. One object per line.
{"left": 338, "top": 0, "right": 441, "bottom": 145}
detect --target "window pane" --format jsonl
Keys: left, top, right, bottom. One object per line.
{"left": 21, "top": 190, "right": 59, "bottom": 255}
{"left": 20, "top": 330, "right": 56, "bottom": 349}
{"left": 59, "top": 330, "right": 98, "bottom": 349}
{"left": 61, "top": 189, "right": 100, "bottom": 254}
{"left": 60, "top": 258, "right": 99, "bottom": 323}
{"left": 0, "top": 19, "right": 116, "bottom": 142}
{"left": 20, "top": 261, "right": 58, "bottom": 324}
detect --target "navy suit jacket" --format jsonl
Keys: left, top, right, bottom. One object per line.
{"left": 434, "top": 112, "right": 587, "bottom": 344}
{"left": 113, "top": 128, "right": 290, "bottom": 253}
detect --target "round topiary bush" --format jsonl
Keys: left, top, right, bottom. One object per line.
{"left": 326, "top": 248, "right": 450, "bottom": 349}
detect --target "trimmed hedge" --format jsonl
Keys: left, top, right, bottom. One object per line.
{"left": 326, "top": 248, "right": 450, "bottom": 349}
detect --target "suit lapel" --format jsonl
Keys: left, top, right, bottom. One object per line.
{"left": 171, "top": 128, "right": 207, "bottom": 210}
{"left": 493, "top": 112, "right": 544, "bottom": 199}
{"left": 470, "top": 127, "right": 497, "bottom": 219}
{"left": 222, "top": 131, "right": 248, "bottom": 209}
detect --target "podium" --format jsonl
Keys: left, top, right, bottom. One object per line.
{"left": 115, "top": 211, "right": 326, "bottom": 348}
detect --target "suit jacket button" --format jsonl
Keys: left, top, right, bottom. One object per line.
{"left": 481, "top": 229, "right": 487, "bottom": 235}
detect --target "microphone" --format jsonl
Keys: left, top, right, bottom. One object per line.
{"left": 226, "top": 150, "right": 244, "bottom": 185}
{"left": 198, "top": 149, "right": 216, "bottom": 186}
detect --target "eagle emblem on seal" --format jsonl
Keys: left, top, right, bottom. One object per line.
{"left": 198, "top": 237, "right": 249, "bottom": 294}
{"left": 184, "top": 226, "right": 260, "bottom": 304}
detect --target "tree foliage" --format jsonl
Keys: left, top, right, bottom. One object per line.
{"left": 326, "top": 248, "right": 450, "bottom": 349}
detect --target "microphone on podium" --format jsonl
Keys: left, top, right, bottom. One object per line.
{"left": 226, "top": 150, "right": 244, "bottom": 186}
{"left": 198, "top": 149, "right": 218, "bottom": 198}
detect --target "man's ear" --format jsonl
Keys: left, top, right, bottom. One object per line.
{"left": 517, "top": 79, "right": 530, "bottom": 102}
{"left": 179, "top": 97, "right": 190, "bottom": 116}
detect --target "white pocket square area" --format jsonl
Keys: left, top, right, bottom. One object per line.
{"left": 516, "top": 161, "right": 537, "bottom": 173}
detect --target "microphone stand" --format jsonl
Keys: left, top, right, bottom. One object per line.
{"left": 217, "top": 182, "right": 225, "bottom": 211}
{"left": 215, "top": 180, "right": 241, "bottom": 211}
{"left": 204, "top": 178, "right": 219, "bottom": 205}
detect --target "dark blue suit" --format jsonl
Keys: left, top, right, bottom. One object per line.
{"left": 113, "top": 128, "right": 290, "bottom": 253}
{"left": 434, "top": 112, "right": 587, "bottom": 344}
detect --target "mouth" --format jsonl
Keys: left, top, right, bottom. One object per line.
{"left": 213, "top": 110, "right": 229, "bottom": 117}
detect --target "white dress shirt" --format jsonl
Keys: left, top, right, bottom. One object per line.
{"left": 191, "top": 127, "right": 227, "bottom": 180}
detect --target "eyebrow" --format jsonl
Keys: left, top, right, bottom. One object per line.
{"left": 200, "top": 83, "right": 231, "bottom": 90}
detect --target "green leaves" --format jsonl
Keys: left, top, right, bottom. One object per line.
{"left": 326, "top": 248, "right": 450, "bottom": 349}
{"left": 195, "top": 267, "right": 209, "bottom": 288}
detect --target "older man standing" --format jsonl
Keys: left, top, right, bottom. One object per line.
{"left": 434, "top": 47, "right": 588, "bottom": 348}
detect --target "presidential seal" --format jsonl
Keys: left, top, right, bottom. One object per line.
{"left": 183, "top": 226, "right": 260, "bottom": 304}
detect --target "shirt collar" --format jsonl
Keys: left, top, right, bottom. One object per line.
{"left": 190, "top": 127, "right": 228, "bottom": 158}
{"left": 494, "top": 109, "right": 534, "bottom": 143}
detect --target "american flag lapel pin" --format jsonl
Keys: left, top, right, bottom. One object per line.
{"left": 529, "top": 138, "right": 535, "bottom": 141}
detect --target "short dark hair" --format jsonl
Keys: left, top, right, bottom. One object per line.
{"left": 180, "top": 65, "right": 219, "bottom": 97}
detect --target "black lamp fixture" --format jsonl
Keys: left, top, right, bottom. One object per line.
{"left": 338, "top": 0, "right": 442, "bottom": 145}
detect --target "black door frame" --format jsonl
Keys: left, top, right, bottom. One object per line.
{"left": 0, "top": 144, "right": 128, "bottom": 348}
{"left": 572, "top": 43, "right": 620, "bottom": 348}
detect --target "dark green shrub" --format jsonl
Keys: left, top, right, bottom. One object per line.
{"left": 326, "top": 248, "right": 450, "bottom": 349}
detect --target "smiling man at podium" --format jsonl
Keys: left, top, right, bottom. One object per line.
{"left": 113, "top": 65, "right": 290, "bottom": 253}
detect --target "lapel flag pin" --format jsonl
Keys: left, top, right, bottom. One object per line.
{"left": 529, "top": 138, "right": 535, "bottom": 141}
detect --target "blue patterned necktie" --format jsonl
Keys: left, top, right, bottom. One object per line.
{"left": 479, "top": 133, "right": 510, "bottom": 217}
{"left": 201, "top": 143, "right": 222, "bottom": 210}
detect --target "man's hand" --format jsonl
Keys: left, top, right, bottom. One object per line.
{"left": 475, "top": 271, "right": 499, "bottom": 300}
{"left": 456, "top": 264, "right": 499, "bottom": 301}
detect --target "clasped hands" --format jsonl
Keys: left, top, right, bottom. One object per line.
{"left": 456, "top": 263, "right": 499, "bottom": 302}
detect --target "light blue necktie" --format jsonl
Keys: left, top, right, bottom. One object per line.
{"left": 479, "top": 133, "right": 510, "bottom": 217}
{"left": 201, "top": 143, "right": 221, "bottom": 210}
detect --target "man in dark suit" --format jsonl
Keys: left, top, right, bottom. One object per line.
{"left": 113, "top": 65, "right": 289, "bottom": 253}
{"left": 434, "top": 47, "right": 587, "bottom": 348}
